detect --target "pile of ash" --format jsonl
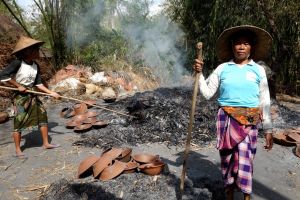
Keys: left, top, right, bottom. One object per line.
{"left": 74, "top": 87, "right": 219, "bottom": 149}
{"left": 41, "top": 173, "right": 224, "bottom": 200}
{"left": 73, "top": 87, "right": 300, "bottom": 149}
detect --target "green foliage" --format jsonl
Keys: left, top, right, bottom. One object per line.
{"left": 165, "top": 0, "right": 300, "bottom": 95}
{"left": 71, "top": 29, "right": 128, "bottom": 71}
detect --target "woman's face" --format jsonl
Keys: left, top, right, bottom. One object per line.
{"left": 23, "top": 46, "right": 40, "bottom": 61}
{"left": 232, "top": 36, "right": 252, "bottom": 62}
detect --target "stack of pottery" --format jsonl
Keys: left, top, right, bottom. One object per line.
{"left": 61, "top": 101, "right": 108, "bottom": 132}
{"left": 77, "top": 148, "right": 165, "bottom": 181}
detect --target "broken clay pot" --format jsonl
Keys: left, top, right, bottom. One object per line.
{"left": 77, "top": 155, "right": 100, "bottom": 178}
{"left": 74, "top": 123, "right": 93, "bottom": 132}
{"left": 116, "top": 147, "right": 132, "bottom": 162}
{"left": 123, "top": 160, "right": 139, "bottom": 174}
{"left": 273, "top": 132, "right": 297, "bottom": 146}
{"left": 99, "top": 160, "right": 126, "bottom": 181}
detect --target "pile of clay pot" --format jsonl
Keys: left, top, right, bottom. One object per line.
{"left": 273, "top": 127, "right": 300, "bottom": 158}
{"left": 60, "top": 101, "right": 108, "bottom": 132}
{"left": 77, "top": 147, "right": 166, "bottom": 181}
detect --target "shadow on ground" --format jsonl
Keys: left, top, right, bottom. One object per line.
{"left": 163, "top": 150, "right": 292, "bottom": 200}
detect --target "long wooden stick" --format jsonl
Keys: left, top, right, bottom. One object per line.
{"left": 0, "top": 85, "right": 135, "bottom": 118}
{"left": 180, "top": 42, "right": 203, "bottom": 195}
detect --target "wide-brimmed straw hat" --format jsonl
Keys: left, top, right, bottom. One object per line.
{"left": 12, "top": 36, "right": 44, "bottom": 55}
{"left": 216, "top": 25, "right": 272, "bottom": 61}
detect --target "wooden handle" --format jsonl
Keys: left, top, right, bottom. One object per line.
{"left": 196, "top": 42, "right": 203, "bottom": 61}
{"left": 179, "top": 42, "right": 203, "bottom": 195}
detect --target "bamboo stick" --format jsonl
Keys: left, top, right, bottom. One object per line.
{"left": 0, "top": 85, "right": 135, "bottom": 118}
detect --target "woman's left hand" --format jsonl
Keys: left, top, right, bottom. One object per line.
{"left": 264, "top": 132, "right": 273, "bottom": 151}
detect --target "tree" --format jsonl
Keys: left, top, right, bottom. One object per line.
{"left": 32, "top": 0, "right": 67, "bottom": 69}
{"left": 165, "top": 0, "right": 300, "bottom": 95}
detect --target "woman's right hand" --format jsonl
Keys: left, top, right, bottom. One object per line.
{"left": 193, "top": 59, "right": 204, "bottom": 73}
{"left": 17, "top": 85, "right": 27, "bottom": 93}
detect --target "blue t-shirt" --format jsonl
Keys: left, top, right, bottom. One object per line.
{"left": 217, "top": 61, "right": 264, "bottom": 107}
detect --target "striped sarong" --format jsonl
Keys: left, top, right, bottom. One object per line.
{"left": 216, "top": 108, "right": 258, "bottom": 194}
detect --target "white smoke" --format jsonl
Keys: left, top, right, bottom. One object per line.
{"left": 123, "top": 15, "right": 187, "bottom": 85}
{"left": 66, "top": 0, "right": 187, "bottom": 86}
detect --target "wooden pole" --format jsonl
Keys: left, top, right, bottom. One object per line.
{"left": 179, "top": 42, "right": 203, "bottom": 195}
{"left": 0, "top": 85, "right": 135, "bottom": 118}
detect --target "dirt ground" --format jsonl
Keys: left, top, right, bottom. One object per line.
{"left": 0, "top": 100, "right": 299, "bottom": 200}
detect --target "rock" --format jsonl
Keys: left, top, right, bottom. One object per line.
{"left": 102, "top": 87, "right": 117, "bottom": 99}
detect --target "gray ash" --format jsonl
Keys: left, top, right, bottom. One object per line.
{"left": 74, "top": 87, "right": 218, "bottom": 149}
{"left": 74, "top": 87, "right": 300, "bottom": 149}
{"left": 40, "top": 173, "right": 224, "bottom": 200}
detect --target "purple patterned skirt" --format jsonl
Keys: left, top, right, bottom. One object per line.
{"left": 216, "top": 108, "right": 258, "bottom": 194}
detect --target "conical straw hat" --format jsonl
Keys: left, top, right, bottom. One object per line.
{"left": 216, "top": 25, "right": 272, "bottom": 62}
{"left": 12, "top": 36, "right": 44, "bottom": 55}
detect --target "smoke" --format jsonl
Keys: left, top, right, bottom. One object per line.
{"left": 66, "top": 1, "right": 106, "bottom": 47}
{"left": 66, "top": 0, "right": 188, "bottom": 86}
{"left": 123, "top": 15, "right": 187, "bottom": 86}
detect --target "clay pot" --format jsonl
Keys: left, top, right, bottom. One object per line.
{"left": 73, "top": 103, "right": 88, "bottom": 115}
{"left": 65, "top": 119, "right": 81, "bottom": 129}
{"left": 60, "top": 107, "right": 75, "bottom": 118}
{"left": 295, "top": 144, "right": 300, "bottom": 158}
{"left": 139, "top": 160, "right": 165, "bottom": 176}
{"left": 273, "top": 132, "right": 297, "bottom": 146}
{"left": 287, "top": 132, "right": 300, "bottom": 143}
{"left": 85, "top": 111, "right": 98, "bottom": 118}
{"left": 123, "top": 160, "right": 139, "bottom": 174}
{"left": 82, "top": 117, "right": 97, "bottom": 124}
{"left": 72, "top": 114, "right": 88, "bottom": 122}
{"left": 83, "top": 100, "right": 97, "bottom": 108}
{"left": 0, "top": 112, "right": 9, "bottom": 124}
{"left": 92, "top": 120, "right": 108, "bottom": 128}
{"left": 77, "top": 155, "right": 100, "bottom": 178}
{"left": 99, "top": 160, "right": 126, "bottom": 181}
{"left": 132, "top": 153, "right": 159, "bottom": 164}
{"left": 116, "top": 148, "right": 132, "bottom": 162}
{"left": 101, "top": 148, "right": 124, "bottom": 159}
{"left": 74, "top": 123, "right": 92, "bottom": 132}
{"left": 92, "top": 148, "right": 125, "bottom": 178}
{"left": 92, "top": 155, "right": 114, "bottom": 178}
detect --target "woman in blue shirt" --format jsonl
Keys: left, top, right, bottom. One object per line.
{"left": 193, "top": 25, "right": 273, "bottom": 200}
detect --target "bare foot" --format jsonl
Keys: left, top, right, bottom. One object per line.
{"left": 43, "top": 144, "right": 60, "bottom": 149}
{"left": 13, "top": 151, "right": 27, "bottom": 159}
